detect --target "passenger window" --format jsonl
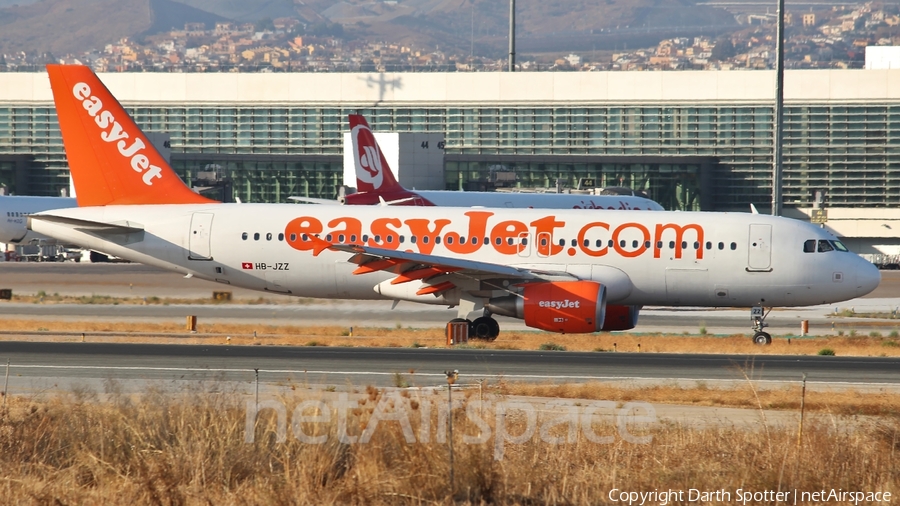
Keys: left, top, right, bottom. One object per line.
{"left": 718, "top": 242, "right": 724, "bottom": 250}
{"left": 496, "top": 237, "right": 503, "bottom": 245}
{"left": 803, "top": 239, "right": 816, "bottom": 253}
{"left": 681, "top": 241, "right": 687, "bottom": 249}
{"left": 434, "top": 236, "right": 441, "bottom": 244}
{"left": 558, "top": 239, "right": 565, "bottom": 247}
{"left": 571, "top": 239, "right": 577, "bottom": 247}
{"left": 730, "top": 242, "right": 737, "bottom": 250}
{"left": 521, "top": 238, "right": 528, "bottom": 245}
{"left": 620, "top": 240, "right": 626, "bottom": 248}
{"left": 363, "top": 234, "right": 369, "bottom": 242}
{"left": 645, "top": 241, "right": 651, "bottom": 248}
{"left": 632, "top": 240, "right": 638, "bottom": 248}
{"left": 608, "top": 240, "right": 614, "bottom": 248}
{"left": 445, "top": 236, "right": 453, "bottom": 245}
{"left": 374, "top": 235, "right": 381, "bottom": 243}
{"left": 818, "top": 240, "right": 834, "bottom": 252}
{"left": 324, "top": 234, "right": 331, "bottom": 241}
{"left": 669, "top": 241, "right": 675, "bottom": 249}
{"left": 241, "top": 232, "right": 248, "bottom": 240}
{"left": 584, "top": 239, "right": 590, "bottom": 247}
{"left": 508, "top": 238, "right": 514, "bottom": 245}
{"left": 459, "top": 236, "right": 467, "bottom": 244}
{"left": 278, "top": 233, "right": 284, "bottom": 241}
{"left": 386, "top": 235, "right": 393, "bottom": 243}
{"left": 657, "top": 241, "right": 663, "bottom": 249}
{"left": 472, "top": 237, "right": 478, "bottom": 245}
{"left": 540, "top": 238, "right": 547, "bottom": 246}
{"left": 254, "top": 233, "right": 260, "bottom": 241}
{"left": 399, "top": 236, "right": 405, "bottom": 244}
{"left": 706, "top": 241, "right": 712, "bottom": 249}
{"left": 693, "top": 242, "right": 700, "bottom": 249}
{"left": 410, "top": 235, "right": 416, "bottom": 243}
{"left": 338, "top": 234, "right": 345, "bottom": 243}
{"left": 350, "top": 234, "right": 357, "bottom": 242}
{"left": 423, "top": 236, "right": 430, "bottom": 244}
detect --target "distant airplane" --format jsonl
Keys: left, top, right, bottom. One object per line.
{"left": 343, "top": 114, "right": 665, "bottom": 211}
{"left": 30, "top": 64, "right": 880, "bottom": 345}
{"left": 0, "top": 195, "right": 78, "bottom": 244}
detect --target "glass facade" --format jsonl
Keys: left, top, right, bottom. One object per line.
{"left": 0, "top": 100, "right": 898, "bottom": 210}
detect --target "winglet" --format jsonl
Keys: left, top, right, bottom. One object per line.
{"left": 348, "top": 114, "right": 403, "bottom": 194}
{"left": 46, "top": 64, "right": 216, "bottom": 207}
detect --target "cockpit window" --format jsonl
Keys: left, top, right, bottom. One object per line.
{"left": 830, "top": 240, "right": 849, "bottom": 252}
{"left": 817, "top": 240, "right": 834, "bottom": 253}
{"left": 803, "top": 240, "right": 816, "bottom": 253}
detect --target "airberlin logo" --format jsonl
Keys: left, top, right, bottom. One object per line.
{"left": 72, "top": 82, "right": 163, "bottom": 186}
{"left": 539, "top": 300, "right": 581, "bottom": 309}
{"left": 352, "top": 124, "right": 384, "bottom": 190}
{"left": 284, "top": 210, "right": 705, "bottom": 261}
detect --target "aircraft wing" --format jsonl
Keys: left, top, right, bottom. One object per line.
{"left": 287, "top": 196, "right": 342, "bottom": 205}
{"left": 308, "top": 236, "right": 576, "bottom": 297}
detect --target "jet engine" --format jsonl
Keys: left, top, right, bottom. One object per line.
{"left": 486, "top": 280, "right": 607, "bottom": 334}
{"left": 601, "top": 305, "right": 641, "bottom": 331}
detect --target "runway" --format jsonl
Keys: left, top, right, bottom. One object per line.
{"left": 0, "top": 263, "right": 899, "bottom": 335}
{"left": 0, "top": 341, "right": 897, "bottom": 395}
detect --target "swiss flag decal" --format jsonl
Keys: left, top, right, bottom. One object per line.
{"left": 241, "top": 262, "right": 253, "bottom": 270}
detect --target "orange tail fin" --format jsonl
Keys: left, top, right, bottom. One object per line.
{"left": 47, "top": 64, "right": 216, "bottom": 206}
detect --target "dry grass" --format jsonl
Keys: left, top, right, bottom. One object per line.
{"left": 0, "top": 386, "right": 898, "bottom": 504}
{"left": 9, "top": 293, "right": 309, "bottom": 306}
{"left": 3, "top": 318, "right": 900, "bottom": 357}
{"left": 499, "top": 381, "right": 900, "bottom": 416}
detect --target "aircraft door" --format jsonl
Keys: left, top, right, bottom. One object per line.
{"left": 536, "top": 232, "right": 551, "bottom": 258}
{"left": 188, "top": 212, "right": 214, "bottom": 260}
{"left": 747, "top": 224, "right": 772, "bottom": 271}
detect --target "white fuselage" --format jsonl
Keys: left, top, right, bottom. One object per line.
{"left": 410, "top": 191, "right": 663, "bottom": 211}
{"left": 0, "top": 196, "right": 78, "bottom": 244}
{"left": 30, "top": 204, "right": 880, "bottom": 309}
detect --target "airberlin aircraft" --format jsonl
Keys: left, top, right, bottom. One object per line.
{"left": 31, "top": 65, "right": 880, "bottom": 345}
{"left": 343, "top": 114, "right": 665, "bottom": 211}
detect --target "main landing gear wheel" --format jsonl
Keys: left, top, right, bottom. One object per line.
{"left": 750, "top": 305, "right": 772, "bottom": 345}
{"left": 471, "top": 316, "right": 500, "bottom": 341}
{"left": 752, "top": 332, "right": 772, "bottom": 345}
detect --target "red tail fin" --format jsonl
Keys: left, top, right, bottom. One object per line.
{"left": 348, "top": 114, "right": 404, "bottom": 194}
{"left": 47, "top": 64, "right": 216, "bottom": 206}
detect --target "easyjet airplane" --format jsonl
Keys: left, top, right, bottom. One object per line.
{"left": 343, "top": 114, "right": 665, "bottom": 211}
{"left": 30, "top": 65, "right": 880, "bottom": 345}
{"left": 0, "top": 195, "right": 78, "bottom": 244}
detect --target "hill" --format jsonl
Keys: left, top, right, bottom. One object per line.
{"left": 0, "top": 0, "right": 736, "bottom": 59}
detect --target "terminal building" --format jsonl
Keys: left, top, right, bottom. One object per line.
{"left": 1, "top": 69, "right": 899, "bottom": 255}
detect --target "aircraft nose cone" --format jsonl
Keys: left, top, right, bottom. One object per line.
{"left": 857, "top": 259, "right": 881, "bottom": 297}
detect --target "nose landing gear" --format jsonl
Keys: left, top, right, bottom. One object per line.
{"left": 751, "top": 305, "right": 772, "bottom": 345}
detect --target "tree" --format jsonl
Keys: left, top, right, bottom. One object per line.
{"left": 711, "top": 38, "right": 736, "bottom": 61}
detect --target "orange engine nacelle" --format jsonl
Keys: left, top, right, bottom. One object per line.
{"left": 601, "top": 305, "right": 641, "bottom": 331}
{"left": 520, "top": 281, "right": 607, "bottom": 334}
